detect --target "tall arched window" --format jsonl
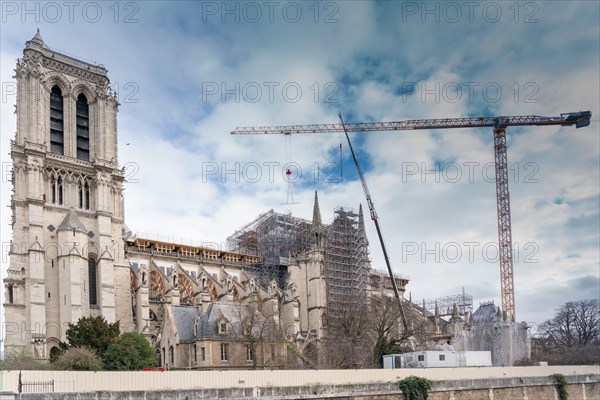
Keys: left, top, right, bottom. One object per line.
{"left": 57, "top": 176, "right": 63, "bottom": 205}
{"left": 76, "top": 94, "right": 90, "bottom": 161}
{"left": 51, "top": 175, "right": 56, "bottom": 203}
{"left": 78, "top": 180, "right": 91, "bottom": 210}
{"left": 88, "top": 258, "right": 97, "bottom": 305}
{"left": 84, "top": 181, "right": 90, "bottom": 210}
{"left": 50, "top": 86, "right": 64, "bottom": 155}
{"left": 8, "top": 284, "right": 14, "bottom": 304}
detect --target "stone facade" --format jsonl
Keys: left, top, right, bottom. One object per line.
{"left": 4, "top": 31, "right": 124, "bottom": 358}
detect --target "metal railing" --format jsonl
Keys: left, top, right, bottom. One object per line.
{"left": 18, "top": 371, "right": 55, "bottom": 393}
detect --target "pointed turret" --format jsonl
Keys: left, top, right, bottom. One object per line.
{"left": 357, "top": 204, "right": 368, "bottom": 245}
{"left": 451, "top": 303, "right": 461, "bottom": 321}
{"left": 26, "top": 29, "right": 46, "bottom": 49}
{"left": 311, "top": 191, "right": 322, "bottom": 234}
{"left": 311, "top": 191, "right": 324, "bottom": 249}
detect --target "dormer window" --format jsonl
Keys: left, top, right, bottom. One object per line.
{"left": 50, "top": 86, "right": 64, "bottom": 155}
{"left": 218, "top": 321, "right": 227, "bottom": 335}
{"left": 76, "top": 94, "right": 90, "bottom": 161}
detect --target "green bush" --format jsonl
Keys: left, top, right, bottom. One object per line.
{"left": 554, "top": 373, "right": 569, "bottom": 400}
{"left": 103, "top": 332, "right": 158, "bottom": 371}
{"left": 398, "top": 376, "right": 432, "bottom": 400}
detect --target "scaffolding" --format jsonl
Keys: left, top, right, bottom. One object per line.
{"left": 424, "top": 288, "right": 473, "bottom": 317}
{"left": 227, "top": 209, "right": 313, "bottom": 286}
{"left": 228, "top": 204, "right": 373, "bottom": 313}
{"left": 325, "top": 207, "right": 370, "bottom": 312}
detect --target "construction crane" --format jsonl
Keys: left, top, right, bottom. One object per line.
{"left": 231, "top": 111, "right": 592, "bottom": 323}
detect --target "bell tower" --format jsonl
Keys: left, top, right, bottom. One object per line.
{"left": 3, "top": 31, "right": 127, "bottom": 357}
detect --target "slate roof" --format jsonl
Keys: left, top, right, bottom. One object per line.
{"left": 172, "top": 302, "right": 260, "bottom": 341}
{"left": 471, "top": 302, "right": 500, "bottom": 325}
{"left": 172, "top": 306, "right": 202, "bottom": 341}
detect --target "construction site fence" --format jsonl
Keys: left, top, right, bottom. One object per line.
{"left": 1, "top": 366, "right": 597, "bottom": 393}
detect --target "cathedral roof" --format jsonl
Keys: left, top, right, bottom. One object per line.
{"left": 57, "top": 209, "right": 88, "bottom": 233}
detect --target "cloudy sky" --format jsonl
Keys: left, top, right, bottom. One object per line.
{"left": 1, "top": 1, "right": 598, "bottom": 327}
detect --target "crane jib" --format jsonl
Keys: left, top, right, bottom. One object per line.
{"left": 231, "top": 111, "right": 591, "bottom": 135}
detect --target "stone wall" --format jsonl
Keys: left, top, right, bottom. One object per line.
{"left": 3, "top": 374, "right": 598, "bottom": 400}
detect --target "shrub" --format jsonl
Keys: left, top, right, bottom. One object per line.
{"left": 103, "top": 332, "right": 158, "bottom": 371}
{"left": 398, "top": 376, "right": 432, "bottom": 400}
{"left": 53, "top": 347, "right": 103, "bottom": 371}
{"left": 0, "top": 347, "right": 47, "bottom": 370}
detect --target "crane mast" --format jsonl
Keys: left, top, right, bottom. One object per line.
{"left": 232, "top": 111, "right": 592, "bottom": 323}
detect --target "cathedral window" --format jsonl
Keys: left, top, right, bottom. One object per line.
{"left": 7, "top": 284, "right": 14, "bottom": 303}
{"left": 51, "top": 176, "right": 56, "bottom": 203}
{"left": 79, "top": 181, "right": 90, "bottom": 210}
{"left": 50, "top": 174, "right": 64, "bottom": 205}
{"left": 76, "top": 94, "right": 90, "bottom": 161}
{"left": 84, "top": 182, "right": 90, "bottom": 209}
{"left": 88, "top": 258, "right": 97, "bottom": 305}
{"left": 50, "top": 86, "right": 64, "bottom": 155}
{"left": 57, "top": 176, "right": 63, "bottom": 205}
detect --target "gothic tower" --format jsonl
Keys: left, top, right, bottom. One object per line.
{"left": 3, "top": 31, "right": 129, "bottom": 358}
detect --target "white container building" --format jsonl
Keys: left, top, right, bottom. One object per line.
{"left": 383, "top": 351, "right": 492, "bottom": 368}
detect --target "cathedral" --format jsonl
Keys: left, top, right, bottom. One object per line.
{"left": 3, "top": 32, "right": 408, "bottom": 369}
{"left": 4, "top": 32, "right": 530, "bottom": 369}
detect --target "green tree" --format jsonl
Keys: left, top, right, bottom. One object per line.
{"left": 61, "top": 316, "right": 120, "bottom": 357}
{"left": 53, "top": 347, "right": 103, "bottom": 371}
{"left": 103, "top": 332, "right": 158, "bottom": 371}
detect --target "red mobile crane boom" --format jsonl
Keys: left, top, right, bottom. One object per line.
{"left": 231, "top": 111, "right": 592, "bottom": 323}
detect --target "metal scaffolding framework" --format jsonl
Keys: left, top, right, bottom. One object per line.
{"left": 424, "top": 289, "right": 473, "bottom": 317}
{"left": 227, "top": 209, "right": 313, "bottom": 286}
{"left": 228, "top": 205, "right": 373, "bottom": 312}
{"left": 325, "top": 207, "right": 370, "bottom": 311}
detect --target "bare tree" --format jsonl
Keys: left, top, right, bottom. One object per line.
{"left": 534, "top": 299, "right": 599, "bottom": 365}
{"left": 323, "top": 300, "right": 374, "bottom": 368}
{"left": 229, "top": 301, "right": 282, "bottom": 369}
{"left": 370, "top": 296, "right": 435, "bottom": 366}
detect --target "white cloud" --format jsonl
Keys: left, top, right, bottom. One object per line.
{"left": 0, "top": 1, "right": 598, "bottom": 326}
